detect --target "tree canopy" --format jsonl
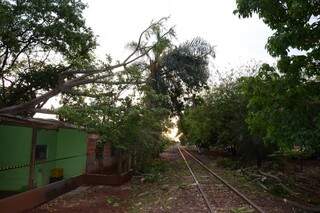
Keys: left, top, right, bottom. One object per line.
{"left": 235, "top": 0, "right": 319, "bottom": 79}
{"left": 0, "top": 0, "right": 96, "bottom": 114}
{"left": 233, "top": 0, "right": 320, "bottom": 152}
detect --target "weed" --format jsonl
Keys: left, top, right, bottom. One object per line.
{"left": 140, "top": 159, "right": 169, "bottom": 183}
{"left": 105, "top": 195, "right": 121, "bottom": 207}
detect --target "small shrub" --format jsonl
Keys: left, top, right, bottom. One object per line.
{"left": 140, "top": 159, "right": 169, "bottom": 183}
{"left": 142, "top": 159, "right": 167, "bottom": 172}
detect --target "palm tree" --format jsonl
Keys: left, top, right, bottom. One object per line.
{"left": 129, "top": 20, "right": 215, "bottom": 114}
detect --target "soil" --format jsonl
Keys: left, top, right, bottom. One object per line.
{"left": 31, "top": 145, "right": 311, "bottom": 212}
{"left": 31, "top": 185, "right": 130, "bottom": 213}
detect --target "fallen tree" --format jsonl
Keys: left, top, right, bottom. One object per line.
{"left": 0, "top": 0, "right": 173, "bottom": 114}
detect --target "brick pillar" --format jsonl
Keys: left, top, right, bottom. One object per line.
{"left": 86, "top": 133, "right": 99, "bottom": 173}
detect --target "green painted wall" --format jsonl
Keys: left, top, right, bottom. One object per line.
{"left": 55, "top": 129, "right": 87, "bottom": 179}
{"left": 35, "top": 129, "right": 57, "bottom": 187}
{"left": 0, "top": 125, "right": 87, "bottom": 193}
{"left": 0, "top": 125, "right": 32, "bottom": 191}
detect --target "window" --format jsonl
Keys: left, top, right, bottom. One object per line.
{"left": 35, "top": 144, "right": 47, "bottom": 161}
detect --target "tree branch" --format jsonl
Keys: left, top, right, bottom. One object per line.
{"left": 33, "top": 108, "right": 57, "bottom": 115}
{"left": 0, "top": 47, "right": 9, "bottom": 72}
{"left": 0, "top": 89, "right": 60, "bottom": 114}
{"left": 0, "top": 18, "right": 173, "bottom": 114}
{"left": 65, "top": 89, "right": 114, "bottom": 98}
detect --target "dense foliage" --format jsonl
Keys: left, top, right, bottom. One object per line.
{"left": 234, "top": 0, "right": 320, "bottom": 153}
{"left": 243, "top": 65, "right": 320, "bottom": 152}
{"left": 0, "top": 0, "right": 96, "bottom": 113}
{"left": 181, "top": 0, "right": 320, "bottom": 163}
{"left": 179, "top": 76, "right": 274, "bottom": 165}
{"left": 59, "top": 92, "right": 171, "bottom": 170}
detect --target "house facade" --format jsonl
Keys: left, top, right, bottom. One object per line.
{"left": 0, "top": 115, "right": 87, "bottom": 197}
{"left": 0, "top": 114, "right": 132, "bottom": 212}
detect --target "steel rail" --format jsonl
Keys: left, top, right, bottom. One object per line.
{"left": 180, "top": 147, "right": 265, "bottom": 213}
{"left": 178, "top": 146, "right": 215, "bottom": 213}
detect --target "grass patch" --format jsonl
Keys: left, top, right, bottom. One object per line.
{"left": 140, "top": 159, "right": 169, "bottom": 183}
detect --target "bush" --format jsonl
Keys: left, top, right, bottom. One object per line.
{"left": 140, "top": 159, "right": 169, "bottom": 183}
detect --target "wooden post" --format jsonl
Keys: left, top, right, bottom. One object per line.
{"left": 28, "top": 128, "right": 37, "bottom": 189}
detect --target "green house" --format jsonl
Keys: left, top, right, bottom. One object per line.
{"left": 0, "top": 114, "right": 88, "bottom": 197}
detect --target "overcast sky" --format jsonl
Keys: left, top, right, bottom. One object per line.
{"left": 83, "top": 0, "right": 275, "bottom": 73}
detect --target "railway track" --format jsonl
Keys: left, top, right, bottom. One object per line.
{"left": 178, "top": 146, "right": 265, "bottom": 213}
